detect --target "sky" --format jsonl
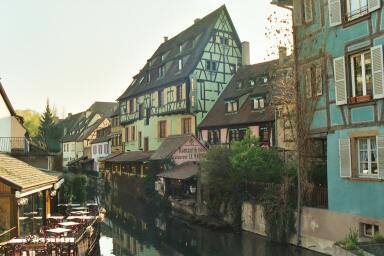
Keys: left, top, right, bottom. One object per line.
{"left": 0, "top": 0, "right": 290, "bottom": 116}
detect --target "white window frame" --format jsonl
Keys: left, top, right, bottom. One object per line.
{"left": 346, "top": 0, "right": 369, "bottom": 21}
{"left": 350, "top": 50, "right": 371, "bottom": 97}
{"left": 252, "top": 97, "right": 265, "bottom": 110}
{"left": 357, "top": 137, "right": 378, "bottom": 177}
{"left": 226, "top": 100, "right": 238, "bottom": 113}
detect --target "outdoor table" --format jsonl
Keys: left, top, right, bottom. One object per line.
{"left": 86, "top": 203, "right": 98, "bottom": 206}
{"left": 33, "top": 216, "right": 43, "bottom": 220}
{"left": 67, "top": 216, "right": 95, "bottom": 220}
{"left": 19, "top": 217, "right": 29, "bottom": 220}
{"left": 46, "top": 227, "right": 71, "bottom": 237}
{"left": 70, "top": 210, "right": 89, "bottom": 215}
{"left": 58, "top": 221, "right": 81, "bottom": 227}
{"left": 8, "top": 238, "right": 27, "bottom": 244}
{"left": 72, "top": 206, "right": 88, "bottom": 211}
{"left": 48, "top": 216, "right": 65, "bottom": 220}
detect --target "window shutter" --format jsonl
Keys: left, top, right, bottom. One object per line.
{"left": 334, "top": 56, "right": 347, "bottom": 105}
{"left": 133, "top": 98, "right": 137, "bottom": 112}
{"left": 316, "top": 65, "right": 323, "bottom": 96}
{"left": 305, "top": 67, "right": 312, "bottom": 98}
{"left": 377, "top": 136, "right": 384, "bottom": 179}
{"left": 371, "top": 45, "right": 384, "bottom": 99}
{"left": 339, "top": 138, "right": 351, "bottom": 178}
{"left": 182, "top": 83, "right": 187, "bottom": 100}
{"left": 152, "top": 91, "right": 158, "bottom": 107}
{"left": 304, "top": 0, "right": 313, "bottom": 23}
{"left": 368, "top": 0, "right": 381, "bottom": 12}
{"left": 164, "top": 88, "right": 168, "bottom": 105}
{"left": 328, "top": 0, "right": 342, "bottom": 27}
{"left": 293, "top": 0, "right": 302, "bottom": 26}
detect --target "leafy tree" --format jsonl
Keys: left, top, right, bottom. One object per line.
{"left": 72, "top": 175, "right": 87, "bottom": 203}
{"left": 37, "top": 100, "right": 61, "bottom": 152}
{"left": 16, "top": 109, "right": 41, "bottom": 137}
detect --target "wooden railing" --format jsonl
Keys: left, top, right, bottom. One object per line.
{"left": 0, "top": 227, "right": 16, "bottom": 244}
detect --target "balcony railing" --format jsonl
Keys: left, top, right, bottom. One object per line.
{"left": 0, "top": 137, "right": 29, "bottom": 155}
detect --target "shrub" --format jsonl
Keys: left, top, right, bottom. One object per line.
{"left": 373, "top": 233, "right": 384, "bottom": 243}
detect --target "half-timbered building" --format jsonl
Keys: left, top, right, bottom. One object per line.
{"left": 117, "top": 5, "right": 245, "bottom": 152}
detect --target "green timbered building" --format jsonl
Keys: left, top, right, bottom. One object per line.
{"left": 117, "top": 5, "right": 245, "bottom": 152}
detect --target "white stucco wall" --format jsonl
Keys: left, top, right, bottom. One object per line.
{"left": 91, "top": 141, "right": 111, "bottom": 172}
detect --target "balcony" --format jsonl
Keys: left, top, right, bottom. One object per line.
{"left": 0, "top": 137, "right": 30, "bottom": 155}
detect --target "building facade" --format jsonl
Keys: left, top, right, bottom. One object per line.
{"left": 285, "top": 0, "right": 384, "bottom": 238}
{"left": 117, "top": 5, "right": 244, "bottom": 152}
{"left": 91, "top": 126, "right": 112, "bottom": 172}
{"left": 60, "top": 102, "right": 117, "bottom": 166}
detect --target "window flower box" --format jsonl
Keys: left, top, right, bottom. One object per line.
{"left": 356, "top": 95, "right": 371, "bottom": 103}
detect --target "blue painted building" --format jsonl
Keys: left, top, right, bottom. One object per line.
{"left": 275, "top": 0, "right": 384, "bottom": 238}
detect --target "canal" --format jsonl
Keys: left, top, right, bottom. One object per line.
{"left": 84, "top": 174, "right": 325, "bottom": 256}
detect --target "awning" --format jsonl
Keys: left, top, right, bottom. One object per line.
{"left": 156, "top": 162, "right": 199, "bottom": 180}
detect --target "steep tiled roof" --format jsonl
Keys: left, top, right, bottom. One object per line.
{"left": 118, "top": 5, "right": 240, "bottom": 100}
{"left": 0, "top": 154, "right": 60, "bottom": 191}
{"left": 105, "top": 151, "right": 154, "bottom": 163}
{"left": 198, "top": 60, "right": 278, "bottom": 129}
{"left": 60, "top": 101, "right": 116, "bottom": 143}
{"left": 157, "top": 161, "right": 199, "bottom": 180}
{"left": 150, "top": 134, "right": 203, "bottom": 160}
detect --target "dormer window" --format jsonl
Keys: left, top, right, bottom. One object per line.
{"left": 179, "top": 44, "right": 183, "bottom": 53}
{"left": 236, "top": 81, "right": 242, "bottom": 89}
{"left": 161, "top": 54, "right": 165, "bottom": 62}
{"left": 226, "top": 100, "right": 238, "bottom": 113}
{"left": 178, "top": 59, "right": 183, "bottom": 71}
{"left": 230, "top": 64, "right": 237, "bottom": 74}
{"left": 252, "top": 96, "right": 265, "bottom": 110}
{"left": 249, "top": 79, "right": 255, "bottom": 86}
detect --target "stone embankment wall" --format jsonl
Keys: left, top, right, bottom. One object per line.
{"left": 242, "top": 202, "right": 384, "bottom": 255}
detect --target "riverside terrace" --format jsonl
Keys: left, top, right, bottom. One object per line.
{"left": 0, "top": 203, "right": 105, "bottom": 256}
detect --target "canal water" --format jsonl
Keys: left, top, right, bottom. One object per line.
{"left": 85, "top": 174, "right": 325, "bottom": 256}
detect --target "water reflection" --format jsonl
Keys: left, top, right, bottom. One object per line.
{"left": 92, "top": 174, "right": 325, "bottom": 256}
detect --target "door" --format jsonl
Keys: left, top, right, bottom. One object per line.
{"left": 144, "top": 137, "right": 149, "bottom": 152}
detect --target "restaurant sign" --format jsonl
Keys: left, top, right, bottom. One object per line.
{"left": 171, "top": 137, "right": 207, "bottom": 165}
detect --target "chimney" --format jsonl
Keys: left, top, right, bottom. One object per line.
{"left": 242, "top": 41, "right": 250, "bottom": 66}
{"left": 194, "top": 18, "right": 201, "bottom": 24}
{"left": 164, "top": 36, "right": 168, "bottom": 42}
{"left": 279, "top": 47, "right": 287, "bottom": 64}
{"left": 67, "top": 113, "right": 72, "bottom": 118}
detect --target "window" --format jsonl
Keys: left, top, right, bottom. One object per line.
{"left": 305, "top": 65, "right": 322, "bottom": 98}
{"left": 361, "top": 223, "right": 379, "bottom": 238}
{"left": 252, "top": 97, "right": 265, "bottom": 110}
{"left": 93, "top": 145, "right": 97, "bottom": 155}
{"left": 159, "top": 90, "right": 164, "bottom": 106}
{"left": 182, "top": 118, "right": 192, "bottom": 134}
{"left": 346, "top": 0, "right": 368, "bottom": 21}
{"left": 129, "top": 99, "right": 134, "bottom": 113}
{"left": 358, "top": 137, "right": 378, "bottom": 176}
{"left": 104, "top": 144, "right": 108, "bottom": 154}
{"left": 178, "top": 59, "right": 183, "bottom": 71}
{"left": 303, "top": 0, "right": 313, "bottom": 23}
{"left": 259, "top": 126, "right": 270, "bottom": 143}
{"left": 98, "top": 145, "right": 102, "bottom": 154}
{"left": 206, "top": 60, "right": 218, "bottom": 71}
{"left": 249, "top": 79, "right": 255, "bottom": 86}
{"left": 229, "top": 128, "right": 246, "bottom": 142}
{"left": 125, "top": 127, "right": 129, "bottom": 142}
{"left": 236, "top": 81, "right": 242, "bottom": 89}
{"left": 179, "top": 44, "right": 183, "bottom": 53}
{"left": 230, "top": 64, "right": 237, "bottom": 74}
{"left": 159, "top": 121, "right": 167, "bottom": 138}
{"left": 161, "top": 54, "right": 165, "bottom": 62}
{"left": 176, "top": 85, "right": 183, "bottom": 101}
{"left": 158, "top": 65, "right": 165, "bottom": 78}
{"left": 284, "top": 117, "right": 294, "bottom": 142}
{"left": 226, "top": 100, "right": 238, "bottom": 113}
{"left": 208, "top": 130, "right": 220, "bottom": 144}
{"left": 350, "top": 50, "right": 372, "bottom": 97}
{"left": 130, "top": 126, "right": 136, "bottom": 141}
